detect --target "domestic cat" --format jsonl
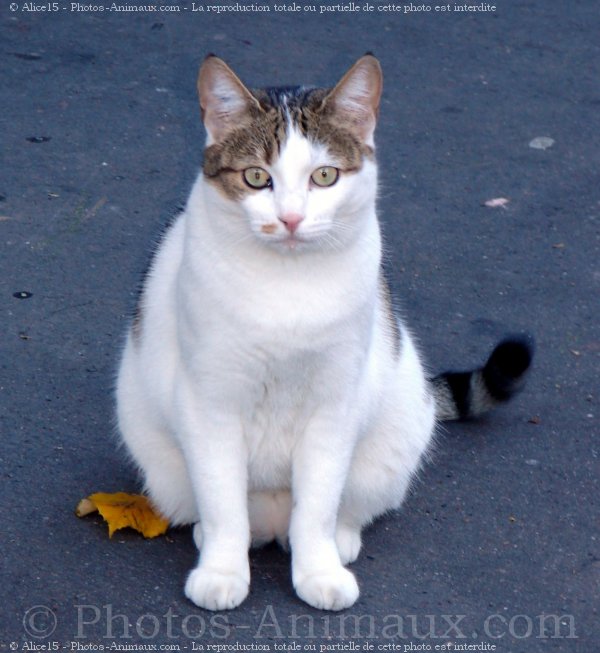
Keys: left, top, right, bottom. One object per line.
{"left": 116, "top": 54, "right": 532, "bottom": 612}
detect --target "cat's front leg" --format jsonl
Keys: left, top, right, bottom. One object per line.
{"left": 289, "top": 412, "right": 360, "bottom": 611}
{"left": 176, "top": 386, "right": 251, "bottom": 611}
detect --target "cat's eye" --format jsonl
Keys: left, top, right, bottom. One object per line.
{"left": 243, "top": 167, "right": 272, "bottom": 189}
{"left": 311, "top": 166, "right": 339, "bottom": 188}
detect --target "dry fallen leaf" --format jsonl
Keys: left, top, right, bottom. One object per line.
{"left": 76, "top": 492, "right": 169, "bottom": 538}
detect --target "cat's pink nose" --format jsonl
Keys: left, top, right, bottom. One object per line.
{"left": 278, "top": 212, "right": 304, "bottom": 234}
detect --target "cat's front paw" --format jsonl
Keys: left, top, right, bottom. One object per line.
{"left": 294, "top": 567, "right": 359, "bottom": 611}
{"left": 185, "top": 567, "right": 249, "bottom": 611}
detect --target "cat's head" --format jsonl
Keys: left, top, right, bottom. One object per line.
{"left": 197, "top": 54, "right": 382, "bottom": 253}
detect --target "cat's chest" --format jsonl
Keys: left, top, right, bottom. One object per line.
{"left": 242, "top": 354, "right": 317, "bottom": 491}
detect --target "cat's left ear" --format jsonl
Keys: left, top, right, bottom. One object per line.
{"left": 324, "top": 54, "right": 383, "bottom": 145}
{"left": 198, "top": 55, "right": 261, "bottom": 144}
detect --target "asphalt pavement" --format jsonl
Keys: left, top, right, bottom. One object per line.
{"left": 1, "top": 0, "right": 598, "bottom": 650}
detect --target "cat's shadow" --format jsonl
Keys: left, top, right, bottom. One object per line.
{"left": 250, "top": 542, "right": 293, "bottom": 596}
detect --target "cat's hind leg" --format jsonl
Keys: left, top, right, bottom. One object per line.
{"left": 335, "top": 521, "right": 363, "bottom": 566}
{"left": 336, "top": 385, "right": 436, "bottom": 565}
{"left": 122, "top": 420, "right": 198, "bottom": 525}
{"left": 117, "top": 366, "right": 198, "bottom": 526}
{"left": 141, "top": 439, "right": 198, "bottom": 526}
{"left": 335, "top": 453, "right": 414, "bottom": 567}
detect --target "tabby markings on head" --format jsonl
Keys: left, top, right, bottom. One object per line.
{"left": 203, "top": 86, "right": 373, "bottom": 201}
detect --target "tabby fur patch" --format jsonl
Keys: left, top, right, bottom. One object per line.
{"left": 203, "top": 86, "right": 373, "bottom": 201}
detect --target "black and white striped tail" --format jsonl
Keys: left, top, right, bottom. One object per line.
{"left": 431, "top": 335, "right": 534, "bottom": 421}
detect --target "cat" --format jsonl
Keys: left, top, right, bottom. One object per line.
{"left": 115, "top": 54, "right": 533, "bottom": 612}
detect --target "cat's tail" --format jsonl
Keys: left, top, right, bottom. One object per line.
{"left": 430, "top": 335, "right": 534, "bottom": 421}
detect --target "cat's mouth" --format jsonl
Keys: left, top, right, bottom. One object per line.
{"left": 256, "top": 223, "right": 329, "bottom": 252}
{"left": 272, "top": 229, "right": 335, "bottom": 253}
{"left": 261, "top": 229, "right": 313, "bottom": 251}
{"left": 281, "top": 235, "right": 305, "bottom": 250}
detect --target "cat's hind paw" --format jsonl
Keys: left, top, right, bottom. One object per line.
{"left": 294, "top": 567, "right": 359, "bottom": 611}
{"left": 335, "top": 524, "right": 362, "bottom": 565}
{"left": 184, "top": 567, "right": 249, "bottom": 611}
{"left": 192, "top": 522, "right": 203, "bottom": 551}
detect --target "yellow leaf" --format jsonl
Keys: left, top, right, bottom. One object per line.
{"left": 75, "top": 498, "right": 97, "bottom": 517}
{"left": 76, "top": 492, "right": 169, "bottom": 538}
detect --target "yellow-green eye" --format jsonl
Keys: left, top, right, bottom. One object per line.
{"left": 311, "top": 166, "right": 339, "bottom": 188}
{"left": 243, "top": 167, "right": 272, "bottom": 189}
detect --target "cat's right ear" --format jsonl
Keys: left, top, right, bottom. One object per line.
{"left": 198, "top": 55, "right": 260, "bottom": 144}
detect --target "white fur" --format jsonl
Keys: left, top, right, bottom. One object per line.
{"left": 116, "top": 128, "right": 436, "bottom": 612}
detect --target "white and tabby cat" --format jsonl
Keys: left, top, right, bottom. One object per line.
{"left": 116, "top": 55, "right": 532, "bottom": 612}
